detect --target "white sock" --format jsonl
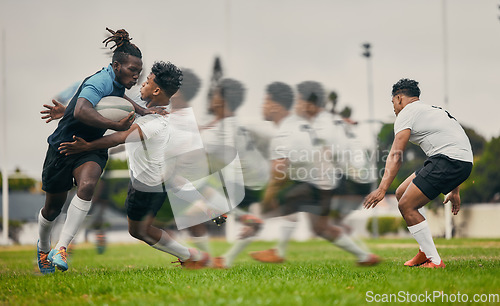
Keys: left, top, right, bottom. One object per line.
{"left": 152, "top": 231, "right": 191, "bottom": 261}
{"left": 55, "top": 195, "right": 91, "bottom": 250}
{"left": 408, "top": 220, "right": 441, "bottom": 264}
{"left": 417, "top": 207, "right": 426, "bottom": 252}
{"left": 224, "top": 237, "right": 253, "bottom": 267}
{"left": 334, "top": 233, "right": 370, "bottom": 262}
{"left": 190, "top": 234, "right": 211, "bottom": 254}
{"left": 38, "top": 209, "right": 55, "bottom": 253}
{"left": 276, "top": 220, "right": 296, "bottom": 258}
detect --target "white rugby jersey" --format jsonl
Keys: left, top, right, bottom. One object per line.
{"left": 270, "top": 114, "right": 337, "bottom": 190}
{"left": 394, "top": 101, "right": 473, "bottom": 163}
{"left": 201, "top": 117, "right": 269, "bottom": 190}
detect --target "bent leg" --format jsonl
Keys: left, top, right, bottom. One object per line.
{"left": 54, "top": 162, "right": 102, "bottom": 250}
{"left": 397, "top": 182, "right": 430, "bottom": 226}
{"left": 128, "top": 215, "right": 191, "bottom": 261}
{"left": 309, "top": 214, "right": 371, "bottom": 262}
{"left": 399, "top": 183, "right": 442, "bottom": 265}
{"left": 395, "top": 173, "right": 416, "bottom": 201}
{"left": 38, "top": 192, "right": 68, "bottom": 252}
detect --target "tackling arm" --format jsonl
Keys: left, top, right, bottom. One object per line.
{"left": 58, "top": 124, "right": 144, "bottom": 155}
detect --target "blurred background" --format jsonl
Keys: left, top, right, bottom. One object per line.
{"left": 1, "top": 0, "right": 499, "bottom": 245}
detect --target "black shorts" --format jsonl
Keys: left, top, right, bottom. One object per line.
{"left": 125, "top": 183, "right": 170, "bottom": 221}
{"left": 413, "top": 154, "right": 473, "bottom": 200}
{"left": 237, "top": 188, "right": 263, "bottom": 209}
{"left": 41, "top": 145, "right": 108, "bottom": 193}
{"left": 277, "top": 181, "right": 332, "bottom": 216}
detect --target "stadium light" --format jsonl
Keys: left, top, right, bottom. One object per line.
{"left": 362, "top": 42, "right": 379, "bottom": 239}
{"left": 1, "top": 28, "right": 9, "bottom": 245}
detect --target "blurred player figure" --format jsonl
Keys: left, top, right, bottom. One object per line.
{"left": 37, "top": 28, "right": 145, "bottom": 274}
{"left": 59, "top": 62, "right": 210, "bottom": 269}
{"left": 250, "top": 81, "right": 380, "bottom": 266}
{"left": 364, "top": 79, "right": 473, "bottom": 268}
{"left": 186, "top": 78, "right": 268, "bottom": 268}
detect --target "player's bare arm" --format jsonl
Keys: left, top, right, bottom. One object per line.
{"left": 261, "top": 158, "right": 289, "bottom": 214}
{"left": 363, "top": 128, "right": 410, "bottom": 209}
{"left": 74, "top": 97, "right": 133, "bottom": 131}
{"left": 58, "top": 123, "right": 144, "bottom": 156}
{"left": 443, "top": 186, "right": 461, "bottom": 215}
{"left": 40, "top": 99, "right": 66, "bottom": 123}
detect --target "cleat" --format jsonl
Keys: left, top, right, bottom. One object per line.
{"left": 358, "top": 254, "right": 382, "bottom": 266}
{"left": 172, "top": 250, "right": 210, "bottom": 270}
{"left": 238, "top": 214, "right": 263, "bottom": 238}
{"left": 404, "top": 250, "right": 428, "bottom": 267}
{"left": 239, "top": 214, "right": 263, "bottom": 225}
{"left": 212, "top": 256, "right": 228, "bottom": 269}
{"left": 49, "top": 247, "right": 68, "bottom": 271}
{"left": 96, "top": 231, "right": 107, "bottom": 255}
{"left": 419, "top": 260, "right": 446, "bottom": 269}
{"left": 37, "top": 242, "right": 55, "bottom": 275}
{"left": 249, "top": 249, "right": 284, "bottom": 263}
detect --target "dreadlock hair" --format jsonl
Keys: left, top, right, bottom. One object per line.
{"left": 217, "top": 78, "right": 246, "bottom": 112}
{"left": 392, "top": 78, "right": 420, "bottom": 98}
{"left": 151, "top": 61, "right": 183, "bottom": 97}
{"left": 103, "top": 27, "right": 142, "bottom": 64}
{"left": 297, "top": 81, "right": 325, "bottom": 107}
{"left": 178, "top": 68, "right": 201, "bottom": 102}
{"left": 266, "top": 82, "right": 294, "bottom": 110}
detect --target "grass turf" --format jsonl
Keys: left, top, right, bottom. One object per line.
{"left": 1, "top": 238, "right": 499, "bottom": 305}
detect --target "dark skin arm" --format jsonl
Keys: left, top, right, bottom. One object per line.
{"left": 41, "top": 95, "right": 167, "bottom": 124}
{"left": 261, "top": 158, "right": 289, "bottom": 214}
{"left": 58, "top": 123, "right": 143, "bottom": 155}
{"left": 40, "top": 99, "right": 66, "bottom": 123}
{"left": 443, "top": 186, "right": 461, "bottom": 215}
{"left": 363, "top": 129, "right": 411, "bottom": 209}
{"left": 74, "top": 97, "right": 133, "bottom": 131}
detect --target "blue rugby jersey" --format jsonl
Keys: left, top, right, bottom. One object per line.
{"left": 47, "top": 64, "right": 125, "bottom": 148}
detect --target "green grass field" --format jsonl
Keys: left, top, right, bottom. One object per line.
{"left": 1, "top": 238, "right": 499, "bottom": 305}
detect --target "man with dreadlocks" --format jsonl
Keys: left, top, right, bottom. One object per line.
{"left": 37, "top": 28, "right": 145, "bottom": 274}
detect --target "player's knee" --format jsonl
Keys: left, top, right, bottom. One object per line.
{"left": 77, "top": 179, "right": 98, "bottom": 199}
{"left": 43, "top": 207, "right": 62, "bottom": 221}
{"left": 128, "top": 227, "right": 145, "bottom": 241}
{"left": 395, "top": 186, "right": 405, "bottom": 201}
{"left": 397, "top": 200, "right": 411, "bottom": 216}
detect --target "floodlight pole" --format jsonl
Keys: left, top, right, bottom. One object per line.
{"left": 442, "top": 0, "right": 452, "bottom": 240}
{"left": 362, "top": 43, "right": 379, "bottom": 239}
{"left": 1, "top": 28, "right": 9, "bottom": 244}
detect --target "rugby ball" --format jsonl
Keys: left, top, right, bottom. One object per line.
{"left": 95, "top": 96, "right": 135, "bottom": 121}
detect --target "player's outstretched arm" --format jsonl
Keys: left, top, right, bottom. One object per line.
{"left": 58, "top": 124, "right": 144, "bottom": 155}
{"left": 363, "top": 129, "right": 410, "bottom": 209}
{"left": 41, "top": 99, "right": 66, "bottom": 123}
{"left": 74, "top": 97, "right": 133, "bottom": 131}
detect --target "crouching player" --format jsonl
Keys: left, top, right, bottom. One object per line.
{"left": 364, "top": 79, "right": 473, "bottom": 268}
